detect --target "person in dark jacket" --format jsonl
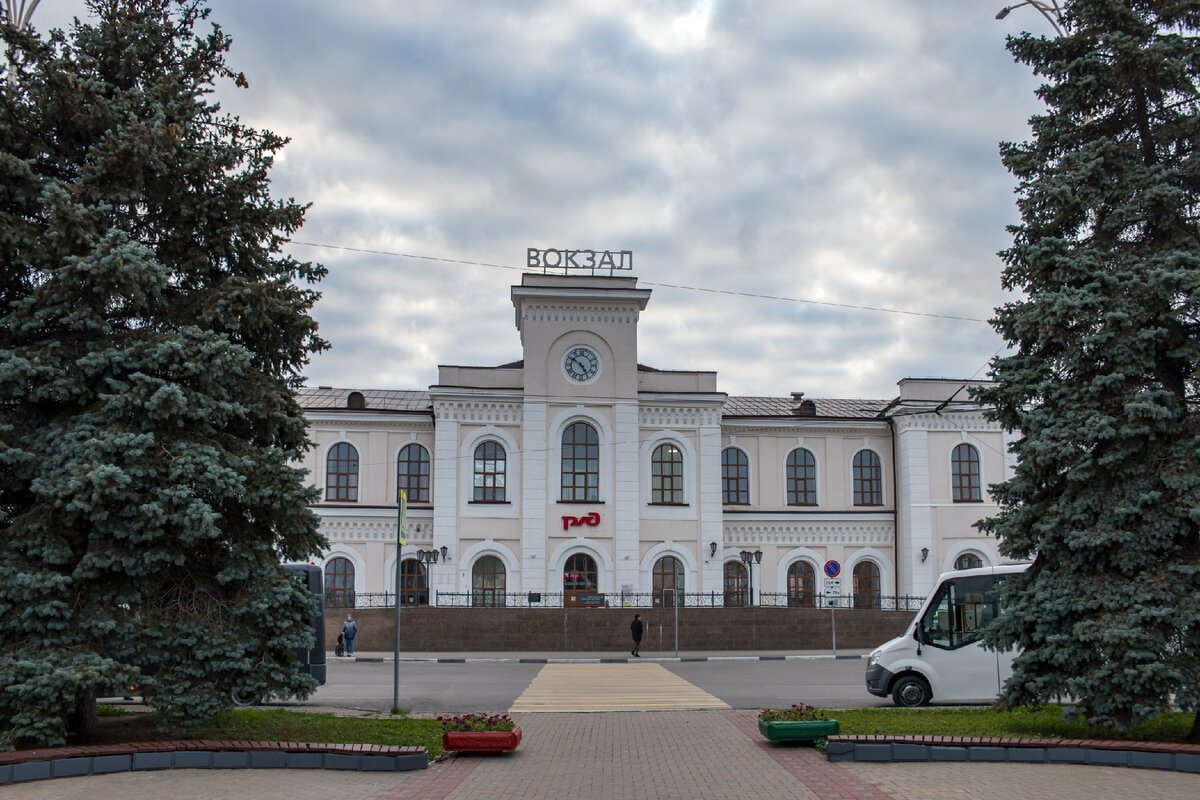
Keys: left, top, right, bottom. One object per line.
{"left": 630, "top": 613, "right": 643, "bottom": 657}
{"left": 342, "top": 613, "right": 358, "bottom": 656}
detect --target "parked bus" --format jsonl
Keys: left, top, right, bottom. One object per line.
{"left": 865, "top": 563, "right": 1029, "bottom": 707}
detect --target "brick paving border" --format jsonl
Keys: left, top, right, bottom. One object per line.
{"left": 0, "top": 739, "right": 427, "bottom": 785}
{"left": 723, "top": 710, "right": 898, "bottom": 800}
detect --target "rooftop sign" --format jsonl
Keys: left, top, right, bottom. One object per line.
{"left": 527, "top": 247, "right": 633, "bottom": 274}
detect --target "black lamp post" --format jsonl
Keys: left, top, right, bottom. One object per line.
{"left": 415, "top": 547, "right": 450, "bottom": 605}
{"left": 739, "top": 549, "right": 762, "bottom": 606}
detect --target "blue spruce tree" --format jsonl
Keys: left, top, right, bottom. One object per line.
{"left": 977, "top": 0, "right": 1200, "bottom": 742}
{"left": 0, "top": 1, "right": 328, "bottom": 746}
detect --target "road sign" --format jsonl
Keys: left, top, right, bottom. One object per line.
{"left": 824, "top": 560, "right": 841, "bottom": 578}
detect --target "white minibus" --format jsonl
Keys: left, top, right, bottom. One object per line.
{"left": 865, "top": 563, "right": 1029, "bottom": 706}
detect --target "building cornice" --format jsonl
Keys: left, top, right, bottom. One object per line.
{"left": 890, "top": 411, "right": 1001, "bottom": 434}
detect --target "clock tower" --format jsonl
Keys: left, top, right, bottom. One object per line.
{"left": 511, "top": 274, "right": 652, "bottom": 598}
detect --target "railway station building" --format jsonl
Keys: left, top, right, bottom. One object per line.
{"left": 296, "top": 272, "right": 1015, "bottom": 608}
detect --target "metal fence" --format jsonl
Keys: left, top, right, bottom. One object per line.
{"left": 326, "top": 590, "right": 925, "bottom": 611}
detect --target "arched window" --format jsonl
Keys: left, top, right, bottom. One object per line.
{"left": 347, "top": 391, "right": 366, "bottom": 409}
{"left": 326, "top": 442, "right": 359, "bottom": 502}
{"left": 653, "top": 556, "right": 685, "bottom": 607}
{"left": 563, "top": 553, "right": 598, "bottom": 606}
{"left": 786, "top": 448, "right": 817, "bottom": 506}
{"left": 472, "top": 556, "right": 506, "bottom": 607}
{"left": 955, "top": 552, "right": 984, "bottom": 571}
{"left": 651, "top": 443, "right": 684, "bottom": 505}
{"left": 721, "top": 448, "right": 749, "bottom": 505}
{"left": 473, "top": 441, "right": 506, "bottom": 502}
{"left": 561, "top": 422, "right": 599, "bottom": 502}
{"left": 853, "top": 561, "right": 881, "bottom": 609}
{"left": 397, "top": 443, "right": 431, "bottom": 504}
{"left": 852, "top": 450, "right": 883, "bottom": 506}
{"left": 787, "top": 561, "right": 817, "bottom": 608}
{"left": 723, "top": 562, "right": 748, "bottom": 607}
{"left": 324, "top": 557, "right": 355, "bottom": 608}
{"left": 952, "top": 443, "right": 982, "bottom": 502}
{"left": 399, "top": 558, "right": 428, "bottom": 606}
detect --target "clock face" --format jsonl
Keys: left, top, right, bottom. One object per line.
{"left": 563, "top": 347, "right": 601, "bottom": 383}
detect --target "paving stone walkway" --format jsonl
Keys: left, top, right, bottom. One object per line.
{"left": 4, "top": 711, "right": 1200, "bottom": 800}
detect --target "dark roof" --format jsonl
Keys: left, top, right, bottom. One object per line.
{"left": 722, "top": 396, "right": 888, "bottom": 420}
{"left": 295, "top": 387, "right": 431, "bottom": 413}
{"left": 296, "top": 387, "right": 886, "bottom": 420}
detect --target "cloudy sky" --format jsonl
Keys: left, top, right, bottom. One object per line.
{"left": 33, "top": 0, "right": 1054, "bottom": 401}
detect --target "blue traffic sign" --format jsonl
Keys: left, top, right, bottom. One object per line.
{"left": 824, "top": 560, "right": 841, "bottom": 578}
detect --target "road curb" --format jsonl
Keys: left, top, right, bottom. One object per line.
{"left": 343, "top": 654, "right": 863, "bottom": 664}
{"left": 824, "top": 735, "right": 1200, "bottom": 774}
{"left": 0, "top": 741, "right": 427, "bottom": 786}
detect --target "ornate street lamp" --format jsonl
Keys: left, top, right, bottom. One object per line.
{"left": 4, "top": 1, "right": 43, "bottom": 29}
{"left": 995, "top": 1, "right": 1065, "bottom": 36}
{"left": 738, "top": 549, "right": 763, "bottom": 606}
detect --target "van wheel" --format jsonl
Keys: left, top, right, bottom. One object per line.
{"left": 892, "top": 675, "right": 931, "bottom": 707}
{"left": 231, "top": 687, "right": 263, "bottom": 707}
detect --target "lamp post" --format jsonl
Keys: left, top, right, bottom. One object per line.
{"left": 415, "top": 547, "right": 449, "bottom": 606}
{"left": 4, "top": 1, "right": 43, "bottom": 29}
{"left": 995, "top": 1, "right": 1065, "bottom": 36}
{"left": 739, "top": 549, "right": 762, "bottom": 606}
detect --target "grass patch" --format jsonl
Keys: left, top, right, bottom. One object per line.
{"left": 191, "top": 709, "right": 445, "bottom": 758}
{"left": 824, "top": 706, "right": 1195, "bottom": 742}
{"left": 77, "top": 708, "right": 444, "bottom": 759}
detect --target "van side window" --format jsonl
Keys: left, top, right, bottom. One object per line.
{"left": 920, "top": 575, "right": 1004, "bottom": 650}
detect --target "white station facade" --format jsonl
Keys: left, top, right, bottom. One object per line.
{"left": 297, "top": 272, "right": 1015, "bottom": 607}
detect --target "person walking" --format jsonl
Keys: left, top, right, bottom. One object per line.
{"left": 342, "top": 613, "right": 358, "bottom": 656}
{"left": 630, "top": 613, "right": 643, "bottom": 657}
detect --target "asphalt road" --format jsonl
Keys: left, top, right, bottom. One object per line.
{"left": 287, "top": 656, "right": 891, "bottom": 713}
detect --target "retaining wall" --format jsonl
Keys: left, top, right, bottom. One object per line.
{"left": 327, "top": 606, "right": 913, "bottom": 652}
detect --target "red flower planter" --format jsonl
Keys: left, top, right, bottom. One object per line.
{"left": 442, "top": 727, "right": 523, "bottom": 753}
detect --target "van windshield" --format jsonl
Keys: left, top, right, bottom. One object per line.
{"left": 919, "top": 574, "right": 1006, "bottom": 650}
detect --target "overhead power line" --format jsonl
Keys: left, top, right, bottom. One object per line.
{"left": 289, "top": 241, "right": 991, "bottom": 324}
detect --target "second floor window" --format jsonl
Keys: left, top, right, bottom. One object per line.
{"left": 326, "top": 442, "right": 359, "bottom": 502}
{"left": 853, "top": 450, "right": 883, "bottom": 506}
{"left": 952, "top": 443, "right": 982, "bottom": 502}
{"left": 397, "top": 443, "right": 431, "bottom": 503}
{"left": 561, "top": 422, "right": 599, "bottom": 502}
{"left": 651, "top": 442, "right": 684, "bottom": 505}
{"left": 721, "top": 448, "right": 749, "bottom": 505}
{"left": 786, "top": 448, "right": 817, "bottom": 506}
{"left": 473, "top": 441, "right": 506, "bottom": 502}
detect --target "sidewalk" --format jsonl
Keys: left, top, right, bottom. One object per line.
{"left": 4, "top": 710, "right": 1198, "bottom": 800}
{"left": 337, "top": 648, "right": 872, "bottom": 662}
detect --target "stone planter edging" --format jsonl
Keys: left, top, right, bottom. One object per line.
{"left": 0, "top": 739, "right": 427, "bottom": 785}
{"left": 825, "top": 735, "right": 1200, "bottom": 774}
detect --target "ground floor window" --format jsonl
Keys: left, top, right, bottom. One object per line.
{"left": 853, "top": 561, "right": 881, "bottom": 609}
{"left": 787, "top": 561, "right": 816, "bottom": 607}
{"left": 472, "top": 555, "right": 506, "bottom": 607}
{"left": 653, "top": 556, "right": 684, "bottom": 607}
{"left": 400, "top": 558, "right": 428, "bottom": 606}
{"left": 955, "top": 552, "right": 983, "bottom": 570}
{"left": 563, "top": 553, "right": 598, "bottom": 606}
{"left": 325, "top": 556, "right": 355, "bottom": 607}
{"left": 723, "top": 562, "right": 747, "bottom": 607}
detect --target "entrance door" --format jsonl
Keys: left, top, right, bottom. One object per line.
{"left": 563, "top": 553, "right": 598, "bottom": 607}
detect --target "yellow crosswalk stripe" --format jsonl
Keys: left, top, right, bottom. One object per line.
{"left": 509, "top": 663, "right": 730, "bottom": 713}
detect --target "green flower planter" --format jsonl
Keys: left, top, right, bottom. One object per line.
{"left": 757, "top": 718, "right": 839, "bottom": 742}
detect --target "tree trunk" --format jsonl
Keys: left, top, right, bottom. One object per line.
{"left": 66, "top": 693, "right": 99, "bottom": 742}
{"left": 1188, "top": 712, "right": 1200, "bottom": 744}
